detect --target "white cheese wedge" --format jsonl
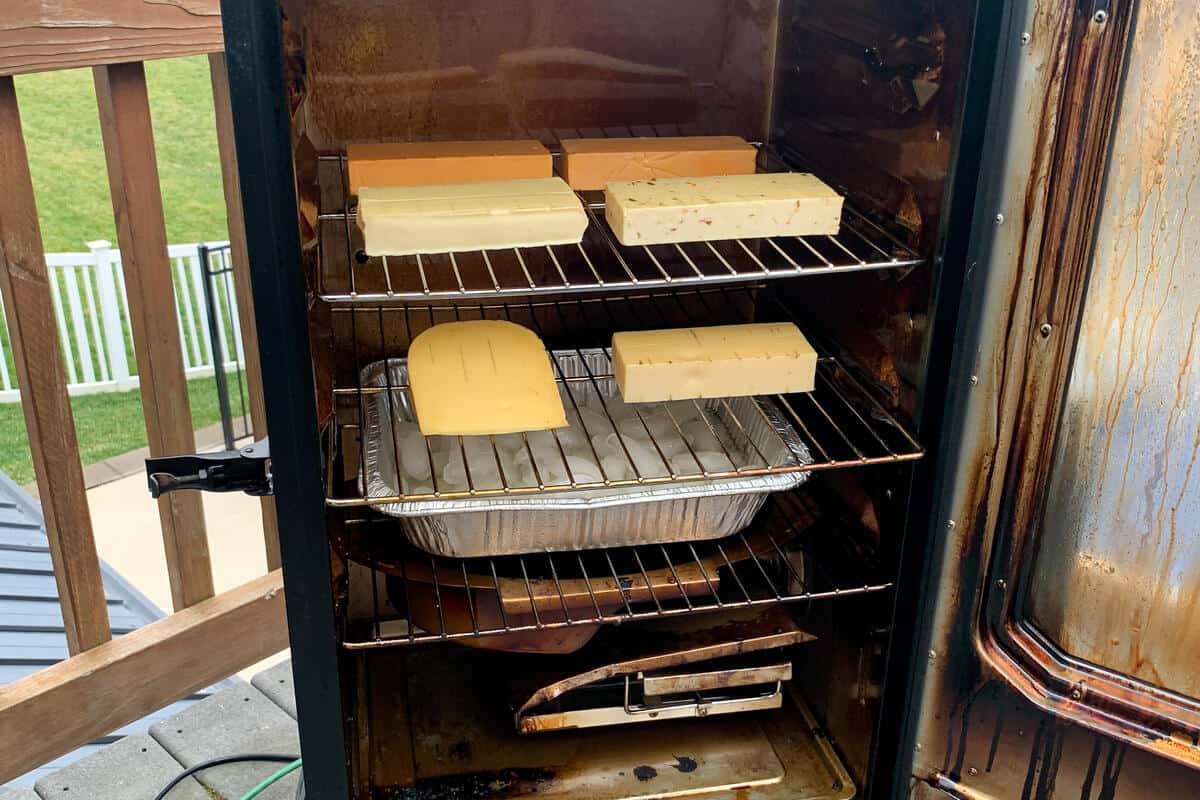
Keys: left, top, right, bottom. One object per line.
{"left": 407, "top": 320, "right": 567, "bottom": 436}
{"left": 612, "top": 323, "right": 818, "bottom": 403}
{"left": 605, "top": 173, "right": 843, "bottom": 246}
{"left": 357, "top": 177, "right": 587, "bottom": 256}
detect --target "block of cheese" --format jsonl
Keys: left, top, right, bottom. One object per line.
{"left": 346, "top": 140, "right": 551, "bottom": 195}
{"left": 606, "top": 173, "right": 843, "bottom": 246}
{"left": 561, "top": 137, "right": 757, "bottom": 190}
{"left": 408, "top": 320, "right": 567, "bottom": 436}
{"left": 612, "top": 323, "right": 818, "bottom": 403}
{"left": 357, "top": 178, "right": 588, "bottom": 256}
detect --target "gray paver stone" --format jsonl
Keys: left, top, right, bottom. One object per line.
{"left": 34, "top": 733, "right": 208, "bottom": 800}
{"left": 251, "top": 660, "right": 296, "bottom": 720}
{"left": 151, "top": 685, "right": 300, "bottom": 800}
{"left": 0, "top": 788, "right": 42, "bottom": 800}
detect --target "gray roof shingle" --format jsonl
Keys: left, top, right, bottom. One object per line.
{"left": 0, "top": 471, "right": 226, "bottom": 789}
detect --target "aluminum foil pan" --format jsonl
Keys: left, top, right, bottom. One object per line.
{"left": 361, "top": 351, "right": 812, "bottom": 558}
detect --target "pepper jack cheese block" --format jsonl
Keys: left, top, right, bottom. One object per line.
{"left": 408, "top": 320, "right": 567, "bottom": 436}
{"left": 606, "top": 173, "right": 843, "bottom": 246}
{"left": 560, "top": 136, "right": 757, "bottom": 190}
{"left": 357, "top": 178, "right": 588, "bottom": 256}
{"left": 612, "top": 323, "right": 818, "bottom": 403}
{"left": 346, "top": 140, "right": 551, "bottom": 194}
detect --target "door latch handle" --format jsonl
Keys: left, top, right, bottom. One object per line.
{"left": 145, "top": 437, "right": 273, "bottom": 498}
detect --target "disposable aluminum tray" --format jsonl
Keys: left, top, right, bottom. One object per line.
{"left": 360, "top": 351, "right": 812, "bottom": 558}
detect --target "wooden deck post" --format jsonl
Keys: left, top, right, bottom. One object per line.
{"left": 0, "top": 77, "right": 112, "bottom": 654}
{"left": 209, "top": 52, "right": 281, "bottom": 570}
{"left": 93, "top": 61, "right": 215, "bottom": 610}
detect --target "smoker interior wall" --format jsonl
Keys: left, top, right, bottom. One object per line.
{"left": 772, "top": 0, "right": 969, "bottom": 411}
{"left": 282, "top": 0, "right": 780, "bottom": 150}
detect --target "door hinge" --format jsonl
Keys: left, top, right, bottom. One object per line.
{"left": 145, "top": 437, "right": 273, "bottom": 498}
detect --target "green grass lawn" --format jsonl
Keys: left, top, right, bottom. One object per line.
{"left": 1, "top": 56, "right": 235, "bottom": 485}
{"left": 0, "top": 372, "right": 247, "bottom": 486}
{"left": 14, "top": 55, "right": 228, "bottom": 251}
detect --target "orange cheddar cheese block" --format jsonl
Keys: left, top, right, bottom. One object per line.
{"left": 346, "top": 140, "right": 552, "bottom": 195}
{"left": 561, "top": 136, "right": 757, "bottom": 190}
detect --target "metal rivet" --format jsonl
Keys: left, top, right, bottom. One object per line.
{"left": 996, "top": 579, "right": 1007, "bottom": 590}
{"left": 1020, "top": 32, "right": 1031, "bottom": 44}
{"left": 915, "top": 743, "right": 924, "bottom": 752}
{"left": 1094, "top": 10, "right": 1108, "bottom": 24}
{"left": 1071, "top": 688, "right": 1082, "bottom": 700}
{"left": 995, "top": 213, "right": 1005, "bottom": 224}
{"left": 947, "top": 520, "right": 956, "bottom": 529}
{"left": 928, "top": 650, "right": 937, "bottom": 659}
{"left": 1040, "top": 323, "right": 1053, "bottom": 338}
{"left": 969, "top": 767, "right": 979, "bottom": 777}
{"left": 970, "top": 375, "right": 979, "bottom": 385}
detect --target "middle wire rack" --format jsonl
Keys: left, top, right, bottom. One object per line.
{"left": 326, "top": 286, "right": 923, "bottom": 507}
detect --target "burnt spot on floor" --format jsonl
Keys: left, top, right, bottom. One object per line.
{"left": 672, "top": 756, "right": 698, "bottom": 773}
{"left": 633, "top": 765, "right": 658, "bottom": 781}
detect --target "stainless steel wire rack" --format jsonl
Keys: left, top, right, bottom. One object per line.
{"left": 341, "top": 490, "right": 892, "bottom": 649}
{"left": 315, "top": 146, "right": 923, "bottom": 304}
{"left": 326, "top": 286, "right": 923, "bottom": 507}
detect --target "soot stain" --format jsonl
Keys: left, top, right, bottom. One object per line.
{"left": 633, "top": 765, "right": 658, "bottom": 782}
{"left": 672, "top": 756, "right": 698, "bottom": 773}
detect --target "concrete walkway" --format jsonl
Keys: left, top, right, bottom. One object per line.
{"left": 0, "top": 660, "right": 302, "bottom": 800}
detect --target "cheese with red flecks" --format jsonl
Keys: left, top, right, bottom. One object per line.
{"left": 605, "top": 173, "right": 843, "bottom": 246}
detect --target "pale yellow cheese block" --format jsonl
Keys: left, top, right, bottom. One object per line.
{"left": 605, "top": 173, "right": 843, "bottom": 246}
{"left": 357, "top": 177, "right": 587, "bottom": 256}
{"left": 612, "top": 323, "right": 818, "bottom": 403}
{"left": 408, "top": 320, "right": 567, "bottom": 436}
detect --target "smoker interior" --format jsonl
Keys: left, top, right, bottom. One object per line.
{"left": 281, "top": 0, "right": 969, "bottom": 796}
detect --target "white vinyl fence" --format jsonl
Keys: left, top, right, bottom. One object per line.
{"left": 0, "top": 240, "right": 245, "bottom": 403}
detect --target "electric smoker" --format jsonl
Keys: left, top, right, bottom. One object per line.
{"left": 200, "top": 0, "right": 1200, "bottom": 798}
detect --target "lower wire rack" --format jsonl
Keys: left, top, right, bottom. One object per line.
{"left": 340, "top": 490, "right": 892, "bottom": 649}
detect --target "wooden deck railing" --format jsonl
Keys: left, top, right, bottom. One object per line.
{"left": 0, "top": 1, "right": 287, "bottom": 781}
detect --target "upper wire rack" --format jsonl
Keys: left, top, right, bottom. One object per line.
{"left": 314, "top": 148, "right": 923, "bottom": 304}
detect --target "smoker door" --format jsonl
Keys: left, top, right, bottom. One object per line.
{"left": 895, "top": 0, "right": 1200, "bottom": 797}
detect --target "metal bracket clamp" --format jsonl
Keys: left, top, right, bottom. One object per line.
{"left": 145, "top": 437, "right": 273, "bottom": 498}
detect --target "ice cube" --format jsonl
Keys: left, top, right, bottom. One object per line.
{"left": 617, "top": 416, "right": 653, "bottom": 441}
{"left": 667, "top": 400, "right": 705, "bottom": 424}
{"left": 624, "top": 438, "right": 671, "bottom": 478}
{"left": 604, "top": 396, "right": 636, "bottom": 420}
{"left": 652, "top": 432, "right": 689, "bottom": 459}
{"left": 695, "top": 450, "right": 735, "bottom": 473}
{"left": 669, "top": 452, "right": 704, "bottom": 475}
{"left": 493, "top": 433, "right": 526, "bottom": 455}
{"left": 565, "top": 455, "right": 603, "bottom": 484}
{"left": 600, "top": 454, "right": 634, "bottom": 481}
{"left": 577, "top": 406, "right": 612, "bottom": 435}
{"left": 683, "top": 420, "right": 723, "bottom": 453}
{"left": 591, "top": 433, "right": 617, "bottom": 460}
{"left": 553, "top": 427, "right": 588, "bottom": 455}
{"left": 442, "top": 456, "right": 467, "bottom": 490}
{"left": 395, "top": 423, "right": 432, "bottom": 481}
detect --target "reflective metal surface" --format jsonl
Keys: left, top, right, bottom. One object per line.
{"left": 1027, "top": 0, "right": 1200, "bottom": 702}
{"left": 906, "top": 0, "right": 1200, "bottom": 792}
